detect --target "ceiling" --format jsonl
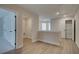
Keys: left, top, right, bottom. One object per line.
{"left": 18, "top": 4, "right": 79, "bottom": 19}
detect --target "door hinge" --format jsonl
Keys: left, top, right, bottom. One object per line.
{"left": 15, "top": 43, "right": 16, "bottom": 45}
{"left": 15, "top": 29, "right": 16, "bottom": 31}
{"left": 15, "top": 16, "right": 16, "bottom": 18}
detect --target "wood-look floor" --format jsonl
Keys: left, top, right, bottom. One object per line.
{"left": 5, "top": 38, "right": 79, "bottom": 54}
{"left": 17, "top": 38, "right": 79, "bottom": 54}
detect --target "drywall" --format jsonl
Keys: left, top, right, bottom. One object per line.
{"left": 26, "top": 18, "right": 32, "bottom": 39}
{"left": 57, "top": 18, "right": 65, "bottom": 38}
{"left": 38, "top": 17, "right": 61, "bottom": 45}
{"left": 38, "top": 17, "right": 64, "bottom": 43}
{"left": 22, "top": 13, "right": 39, "bottom": 43}
{"left": 31, "top": 15, "right": 39, "bottom": 42}
{"left": 22, "top": 17, "right": 26, "bottom": 38}
{"left": 51, "top": 18, "right": 65, "bottom": 38}
{"left": 38, "top": 31, "right": 60, "bottom": 45}
{"left": 51, "top": 19, "right": 61, "bottom": 32}
{"left": 51, "top": 17, "right": 73, "bottom": 38}
{"left": 22, "top": 17, "right": 32, "bottom": 39}
{"left": 75, "top": 10, "right": 79, "bottom": 48}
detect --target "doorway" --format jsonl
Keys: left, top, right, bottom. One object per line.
{"left": 65, "top": 20, "right": 75, "bottom": 41}
{"left": 0, "top": 8, "right": 16, "bottom": 53}
{"left": 65, "top": 20, "right": 72, "bottom": 39}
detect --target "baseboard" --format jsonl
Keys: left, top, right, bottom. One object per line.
{"left": 60, "top": 38, "right": 72, "bottom": 39}
{"left": 32, "top": 39, "right": 38, "bottom": 42}
{"left": 38, "top": 39, "right": 61, "bottom": 46}
{"left": 16, "top": 44, "right": 23, "bottom": 49}
{"left": 24, "top": 37, "right": 38, "bottom": 43}
{"left": 24, "top": 37, "right": 32, "bottom": 40}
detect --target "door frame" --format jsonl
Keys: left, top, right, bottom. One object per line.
{"left": 65, "top": 20, "right": 72, "bottom": 39}
{"left": 65, "top": 19, "right": 75, "bottom": 42}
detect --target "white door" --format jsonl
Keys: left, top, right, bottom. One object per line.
{"left": 3, "top": 12, "right": 16, "bottom": 49}
{"left": 65, "top": 20, "right": 74, "bottom": 40}
{"left": 10, "top": 13, "right": 16, "bottom": 47}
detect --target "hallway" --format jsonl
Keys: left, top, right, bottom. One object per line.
{"left": 15, "top": 38, "right": 79, "bottom": 54}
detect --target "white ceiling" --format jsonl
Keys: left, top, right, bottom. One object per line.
{"left": 18, "top": 4, "right": 79, "bottom": 19}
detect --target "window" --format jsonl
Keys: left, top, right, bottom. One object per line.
{"left": 48, "top": 23, "right": 51, "bottom": 31}
{"left": 39, "top": 19, "right": 51, "bottom": 31}
{"left": 41, "top": 23, "right": 46, "bottom": 31}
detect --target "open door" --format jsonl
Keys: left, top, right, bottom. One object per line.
{"left": 65, "top": 20, "right": 75, "bottom": 41}
{"left": 0, "top": 8, "right": 16, "bottom": 53}
{"left": 3, "top": 12, "right": 16, "bottom": 52}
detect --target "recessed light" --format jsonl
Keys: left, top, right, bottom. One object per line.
{"left": 56, "top": 12, "right": 60, "bottom": 15}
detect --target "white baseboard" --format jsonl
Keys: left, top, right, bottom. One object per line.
{"left": 38, "top": 39, "right": 61, "bottom": 46}
{"left": 32, "top": 39, "right": 38, "bottom": 42}
{"left": 16, "top": 44, "right": 23, "bottom": 49}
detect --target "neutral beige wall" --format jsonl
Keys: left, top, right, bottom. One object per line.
{"left": 22, "top": 17, "right": 32, "bottom": 39}
{"left": 26, "top": 18, "right": 32, "bottom": 39}
{"left": 0, "top": 5, "right": 39, "bottom": 49}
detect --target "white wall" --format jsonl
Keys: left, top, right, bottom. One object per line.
{"left": 22, "top": 17, "right": 32, "bottom": 39}
{"left": 51, "top": 18, "right": 65, "bottom": 38}
{"left": 37, "top": 17, "right": 75, "bottom": 45}
{"left": 26, "top": 18, "right": 32, "bottom": 39}
{"left": 38, "top": 31, "right": 60, "bottom": 45}
{"left": 22, "top": 14, "right": 39, "bottom": 43}
{"left": 38, "top": 18, "right": 61, "bottom": 45}
{"left": 51, "top": 17, "right": 73, "bottom": 38}
{"left": 51, "top": 19, "right": 61, "bottom": 32}
{"left": 39, "top": 17, "right": 72, "bottom": 38}
{"left": 75, "top": 10, "right": 79, "bottom": 48}
{"left": 31, "top": 15, "right": 39, "bottom": 42}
